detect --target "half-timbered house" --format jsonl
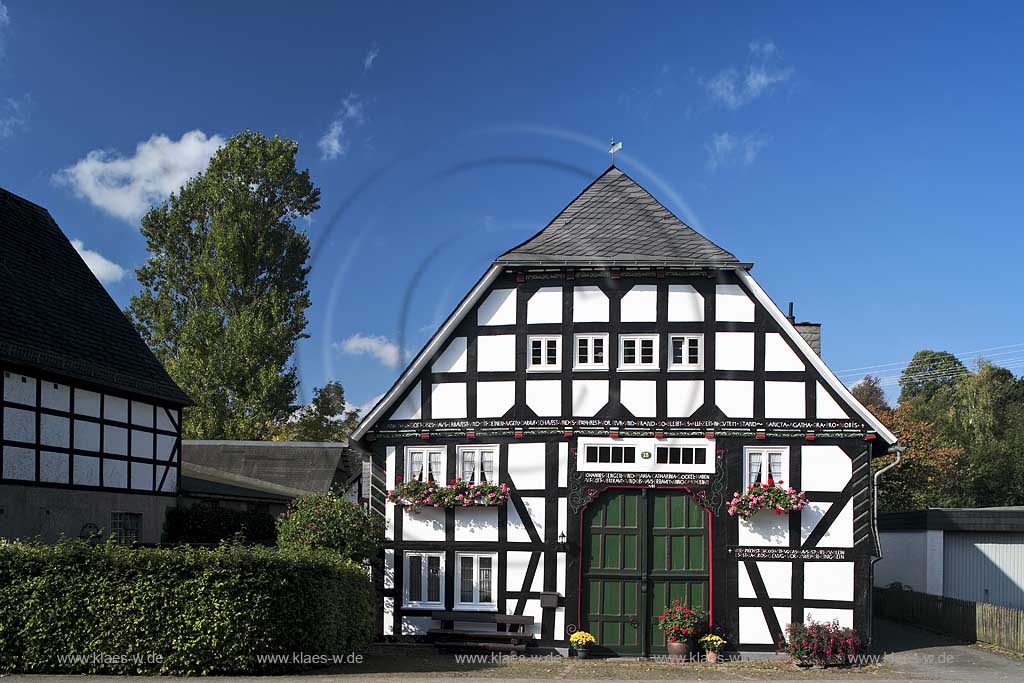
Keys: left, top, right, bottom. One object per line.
{"left": 351, "top": 166, "right": 898, "bottom": 655}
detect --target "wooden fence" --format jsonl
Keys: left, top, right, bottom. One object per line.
{"left": 874, "top": 587, "right": 1024, "bottom": 653}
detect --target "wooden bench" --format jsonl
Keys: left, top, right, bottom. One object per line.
{"left": 429, "top": 611, "right": 535, "bottom": 653}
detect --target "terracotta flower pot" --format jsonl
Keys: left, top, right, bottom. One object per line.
{"left": 706, "top": 651, "right": 719, "bottom": 664}
{"left": 666, "top": 640, "right": 690, "bottom": 661}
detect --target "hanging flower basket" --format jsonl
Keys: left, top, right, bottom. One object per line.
{"left": 387, "top": 477, "right": 510, "bottom": 513}
{"left": 727, "top": 480, "right": 808, "bottom": 520}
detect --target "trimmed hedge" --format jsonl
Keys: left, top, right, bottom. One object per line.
{"left": 163, "top": 503, "right": 277, "bottom": 545}
{"left": 0, "top": 540, "right": 374, "bottom": 675}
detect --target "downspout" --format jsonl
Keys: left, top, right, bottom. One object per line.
{"left": 867, "top": 442, "right": 904, "bottom": 646}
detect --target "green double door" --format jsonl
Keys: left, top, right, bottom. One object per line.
{"left": 583, "top": 489, "right": 708, "bottom": 656}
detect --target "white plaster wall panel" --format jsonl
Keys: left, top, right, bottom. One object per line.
{"left": 131, "top": 402, "right": 154, "bottom": 427}
{"left": 73, "top": 454, "right": 100, "bottom": 486}
{"left": 801, "top": 502, "right": 830, "bottom": 545}
{"left": 527, "top": 287, "right": 562, "bottom": 324}
{"left": 391, "top": 383, "right": 422, "bottom": 420}
{"left": 558, "top": 442, "right": 568, "bottom": 487}
{"left": 803, "top": 608, "right": 853, "bottom": 628}
{"left": 620, "top": 380, "right": 656, "bottom": 417}
{"left": 801, "top": 501, "right": 855, "bottom": 547}
{"left": 667, "top": 285, "right": 703, "bottom": 322}
{"left": 816, "top": 383, "right": 849, "bottom": 419}
{"left": 3, "top": 373, "right": 36, "bottom": 405}
{"left": 155, "top": 465, "right": 169, "bottom": 490}
{"left": 526, "top": 380, "right": 561, "bottom": 417}
{"left": 666, "top": 381, "right": 704, "bottom": 418}
{"left": 739, "top": 509, "right": 790, "bottom": 546}
{"left": 554, "top": 606, "right": 565, "bottom": 640}
{"left": 573, "top": 380, "right": 608, "bottom": 416}
{"left": 764, "top": 382, "right": 806, "bottom": 419}
{"left": 805, "top": 561, "right": 854, "bottom": 602}
{"left": 715, "top": 332, "right": 754, "bottom": 371}
{"left": 508, "top": 497, "right": 546, "bottom": 542}
{"left": 104, "top": 425, "right": 128, "bottom": 456}
{"left": 431, "top": 383, "right": 467, "bottom": 419}
{"left": 163, "top": 466, "right": 178, "bottom": 492}
{"left": 74, "top": 420, "right": 101, "bottom": 451}
{"left": 507, "top": 551, "right": 532, "bottom": 592}
{"left": 383, "top": 597, "right": 394, "bottom": 635}
{"left": 716, "top": 284, "right": 755, "bottom": 322}
{"left": 103, "top": 459, "right": 127, "bottom": 488}
{"left": 739, "top": 561, "right": 793, "bottom": 599}
{"left": 715, "top": 380, "right": 753, "bottom": 418}
{"left": 558, "top": 498, "right": 568, "bottom": 539}
{"left": 556, "top": 552, "right": 566, "bottom": 595}
{"left": 157, "top": 434, "right": 177, "bottom": 461}
{"left": 507, "top": 442, "right": 546, "bottom": 490}
{"left": 573, "top": 286, "right": 609, "bottom": 322}
{"left": 432, "top": 337, "right": 467, "bottom": 373}
{"left": 385, "top": 446, "right": 396, "bottom": 540}
{"left": 521, "top": 599, "right": 544, "bottom": 637}
{"left": 477, "top": 334, "right": 516, "bottom": 372}
{"left": 454, "top": 506, "right": 499, "bottom": 541}
{"left": 739, "top": 606, "right": 791, "bottom": 644}
{"left": 131, "top": 430, "right": 154, "bottom": 459}
{"left": 401, "top": 616, "right": 432, "bottom": 635}
{"left": 40, "top": 414, "right": 70, "bottom": 449}
{"left": 105, "top": 395, "right": 129, "bottom": 423}
{"left": 131, "top": 461, "right": 153, "bottom": 490}
{"left": 478, "top": 288, "right": 517, "bottom": 326}
{"left": 523, "top": 497, "right": 546, "bottom": 540}
{"left": 765, "top": 333, "right": 805, "bottom": 371}
{"left": 4, "top": 407, "right": 35, "bottom": 443}
{"left": 402, "top": 507, "right": 446, "bottom": 541}
{"left": 530, "top": 564, "right": 544, "bottom": 593}
{"left": 384, "top": 549, "right": 395, "bottom": 589}
{"left": 3, "top": 446, "right": 34, "bottom": 480}
{"left": 74, "top": 389, "right": 101, "bottom": 417}
{"left": 476, "top": 381, "right": 515, "bottom": 417}
{"left": 157, "top": 407, "right": 178, "bottom": 432}
{"left": 802, "top": 446, "right": 851, "bottom": 492}
{"left": 40, "top": 382, "right": 70, "bottom": 412}
{"left": 620, "top": 284, "right": 657, "bottom": 322}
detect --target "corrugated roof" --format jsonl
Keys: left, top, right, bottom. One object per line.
{"left": 497, "top": 166, "right": 746, "bottom": 267}
{"left": 0, "top": 187, "right": 191, "bottom": 405}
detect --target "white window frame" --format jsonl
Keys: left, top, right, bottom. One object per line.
{"left": 618, "top": 334, "right": 659, "bottom": 371}
{"left": 577, "top": 437, "right": 716, "bottom": 474}
{"left": 668, "top": 334, "right": 703, "bottom": 371}
{"left": 404, "top": 552, "right": 445, "bottom": 608}
{"left": 527, "top": 335, "right": 561, "bottom": 372}
{"left": 743, "top": 446, "right": 789, "bottom": 489}
{"left": 456, "top": 445, "right": 498, "bottom": 483}
{"left": 455, "top": 552, "right": 498, "bottom": 610}
{"left": 404, "top": 446, "right": 446, "bottom": 483}
{"left": 110, "top": 511, "right": 141, "bottom": 544}
{"left": 573, "top": 333, "right": 609, "bottom": 370}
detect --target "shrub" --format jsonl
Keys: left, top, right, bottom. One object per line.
{"left": 780, "top": 619, "right": 865, "bottom": 667}
{"left": 162, "top": 503, "right": 276, "bottom": 544}
{"left": 0, "top": 540, "right": 374, "bottom": 675}
{"left": 276, "top": 492, "right": 384, "bottom": 564}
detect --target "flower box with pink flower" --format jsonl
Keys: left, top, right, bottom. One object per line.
{"left": 727, "top": 478, "right": 808, "bottom": 521}
{"left": 386, "top": 476, "right": 511, "bottom": 513}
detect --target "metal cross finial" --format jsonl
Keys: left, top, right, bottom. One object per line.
{"left": 609, "top": 138, "right": 623, "bottom": 164}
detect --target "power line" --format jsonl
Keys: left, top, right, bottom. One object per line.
{"left": 833, "top": 342, "right": 1024, "bottom": 376}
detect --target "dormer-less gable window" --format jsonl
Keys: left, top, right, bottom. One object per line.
{"left": 574, "top": 334, "right": 609, "bottom": 370}
{"left": 406, "top": 446, "right": 445, "bottom": 482}
{"left": 669, "top": 334, "right": 703, "bottom": 371}
{"left": 619, "top": 334, "right": 658, "bottom": 370}
{"left": 528, "top": 335, "right": 561, "bottom": 371}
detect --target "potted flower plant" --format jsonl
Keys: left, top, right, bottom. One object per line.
{"left": 699, "top": 634, "right": 726, "bottom": 663}
{"left": 728, "top": 478, "right": 808, "bottom": 520}
{"left": 569, "top": 630, "right": 596, "bottom": 658}
{"left": 657, "top": 600, "right": 704, "bottom": 660}
{"left": 779, "top": 620, "right": 865, "bottom": 668}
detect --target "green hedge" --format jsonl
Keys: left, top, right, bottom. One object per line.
{"left": 163, "top": 503, "right": 277, "bottom": 545}
{"left": 0, "top": 541, "right": 375, "bottom": 674}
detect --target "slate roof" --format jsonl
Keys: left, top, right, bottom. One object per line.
{"left": 0, "top": 187, "right": 191, "bottom": 405}
{"left": 497, "top": 166, "right": 748, "bottom": 268}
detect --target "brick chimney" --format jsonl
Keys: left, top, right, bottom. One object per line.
{"left": 787, "top": 302, "right": 821, "bottom": 356}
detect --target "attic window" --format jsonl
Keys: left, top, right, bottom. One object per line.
{"left": 619, "top": 335, "right": 658, "bottom": 370}
{"left": 669, "top": 335, "right": 703, "bottom": 371}
{"left": 528, "top": 336, "right": 560, "bottom": 371}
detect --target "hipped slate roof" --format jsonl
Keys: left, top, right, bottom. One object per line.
{"left": 497, "top": 166, "right": 748, "bottom": 268}
{"left": 0, "top": 187, "right": 191, "bottom": 405}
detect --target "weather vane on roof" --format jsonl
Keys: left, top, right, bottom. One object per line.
{"left": 609, "top": 138, "right": 622, "bottom": 164}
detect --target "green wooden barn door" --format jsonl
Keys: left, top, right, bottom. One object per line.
{"left": 582, "top": 489, "right": 708, "bottom": 657}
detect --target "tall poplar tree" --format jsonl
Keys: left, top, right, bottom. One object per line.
{"left": 128, "top": 131, "right": 320, "bottom": 439}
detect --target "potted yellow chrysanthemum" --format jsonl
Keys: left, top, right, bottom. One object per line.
{"left": 699, "top": 634, "right": 727, "bottom": 663}
{"left": 569, "top": 631, "right": 596, "bottom": 658}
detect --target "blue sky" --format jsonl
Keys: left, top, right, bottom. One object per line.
{"left": 2, "top": 1, "right": 1023, "bottom": 412}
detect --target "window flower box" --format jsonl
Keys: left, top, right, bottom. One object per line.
{"left": 387, "top": 477, "right": 510, "bottom": 513}
{"left": 727, "top": 479, "right": 808, "bottom": 520}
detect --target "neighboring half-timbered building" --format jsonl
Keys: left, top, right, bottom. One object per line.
{"left": 0, "top": 187, "right": 190, "bottom": 543}
{"left": 352, "top": 166, "right": 898, "bottom": 655}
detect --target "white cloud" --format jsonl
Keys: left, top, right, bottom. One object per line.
{"left": 705, "top": 132, "right": 768, "bottom": 170}
{"left": 363, "top": 46, "right": 380, "bottom": 71}
{"left": 704, "top": 39, "right": 793, "bottom": 108}
{"left": 0, "top": 94, "right": 30, "bottom": 139}
{"left": 347, "top": 393, "right": 384, "bottom": 417}
{"left": 335, "top": 333, "right": 406, "bottom": 368}
{"left": 318, "top": 94, "right": 365, "bottom": 161}
{"left": 71, "top": 239, "right": 127, "bottom": 284}
{"left": 0, "top": 2, "right": 10, "bottom": 59}
{"left": 54, "top": 130, "right": 225, "bottom": 224}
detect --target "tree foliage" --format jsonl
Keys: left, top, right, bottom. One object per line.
{"left": 276, "top": 493, "right": 384, "bottom": 565}
{"left": 277, "top": 382, "right": 359, "bottom": 442}
{"left": 851, "top": 375, "right": 890, "bottom": 416}
{"left": 128, "top": 131, "right": 319, "bottom": 439}
{"left": 898, "top": 350, "right": 965, "bottom": 404}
